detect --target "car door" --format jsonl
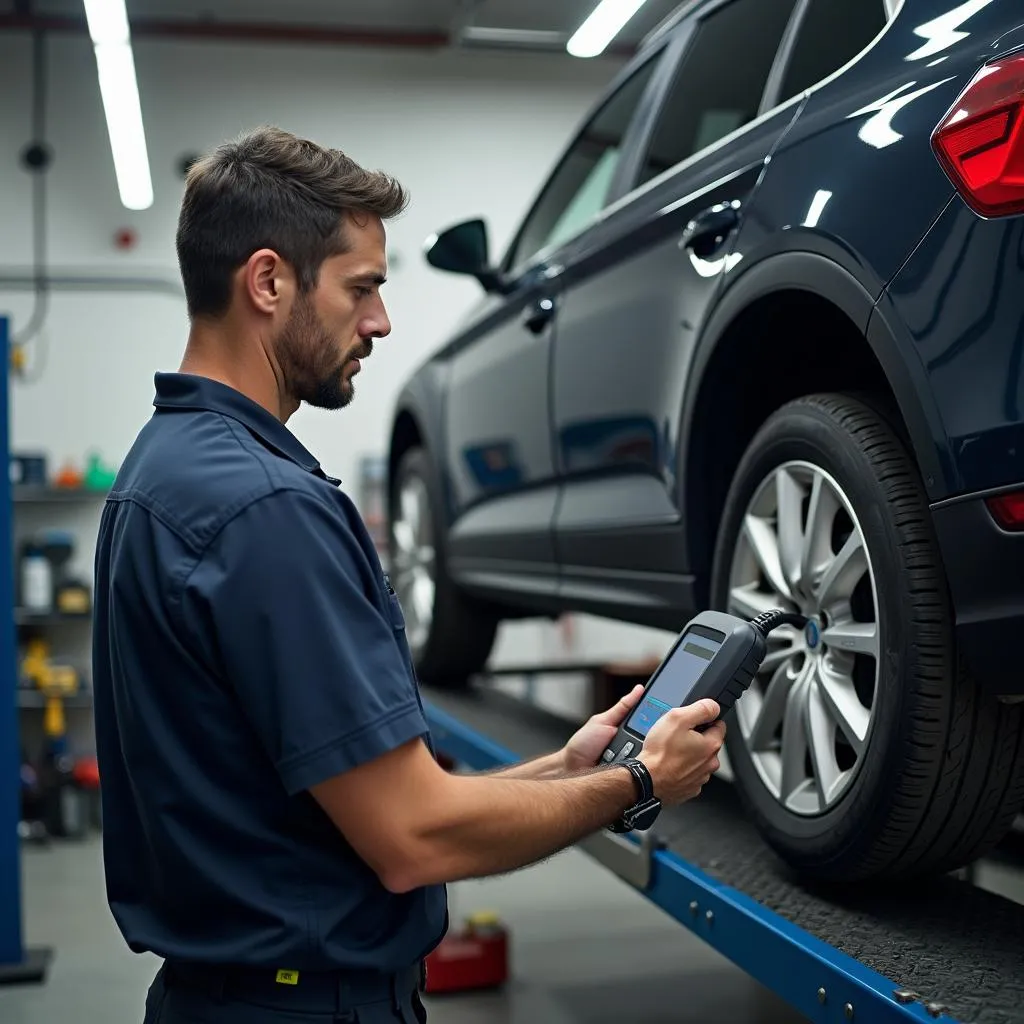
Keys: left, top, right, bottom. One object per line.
{"left": 442, "top": 47, "right": 671, "bottom": 605}
{"left": 549, "top": 0, "right": 805, "bottom": 619}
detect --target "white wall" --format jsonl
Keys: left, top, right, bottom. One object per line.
{"left": 1, "top": 31, "right": 623, "bottom": 488}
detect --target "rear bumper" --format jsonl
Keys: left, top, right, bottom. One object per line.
{"left": 932, "top": 490, "right": 1024, "bottom": 696}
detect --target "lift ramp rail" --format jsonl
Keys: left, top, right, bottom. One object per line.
{"left": 422, "top": 683, "right": 1024, "bottom": 1024}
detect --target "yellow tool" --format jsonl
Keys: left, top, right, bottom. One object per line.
{"left": 21, "top": 637, "right": 79, "bottom": 739}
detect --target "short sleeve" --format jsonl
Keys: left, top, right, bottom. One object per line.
{"left": 180, "top": 487, "right": 429, "bottom": 795}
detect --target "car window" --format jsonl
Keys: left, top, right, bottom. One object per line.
{"left": 777, "top": 0, "right": 887, "bottom": 102}
{"left": 507, "top": 58, "right": 659, "bottom": 269}
{"left": 636, "top": 0, "right": 799, "bottom": 188}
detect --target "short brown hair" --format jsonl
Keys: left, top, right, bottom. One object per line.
{"left": 175, "top": 126, "right": 409, "bottom": 318}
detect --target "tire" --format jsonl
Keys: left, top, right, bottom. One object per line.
{"left": 388, "top": 447, "right": 499, "bottom": 689}
{"left": 710, "top": 393, "right": 1024, "bottom": 882}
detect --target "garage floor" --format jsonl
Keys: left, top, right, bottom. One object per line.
{"left": 3, "top": 834, "right": 811, "bottom": 1024}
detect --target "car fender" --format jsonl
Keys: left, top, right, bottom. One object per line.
{"left": 387, "top": 360, "right": 456, "bottom": 524}
{"left": 678, "top": 248, "right": 956, "bottom": 508}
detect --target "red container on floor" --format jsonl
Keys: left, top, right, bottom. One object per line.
{"left": 424, "top": 913, "right": 509, "bottom": 994}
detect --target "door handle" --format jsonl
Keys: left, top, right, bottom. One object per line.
{"left": 679, "top": 201, "right": 740, "bottom": 259}
{"left": 523, "top": 296, "right": 555, "bottom": 334}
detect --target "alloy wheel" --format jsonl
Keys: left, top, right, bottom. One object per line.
{"left": 390, "top": 473, "right": 436, "bottom": 659}
{"left": 727, "top": 461, "right": 880, "bottom": 816}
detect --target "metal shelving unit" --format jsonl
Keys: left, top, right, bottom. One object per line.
{"left": 16, "top": 690, "right": 92, "bottom": 711}
{"left": 14, "top": 610, "right": 91, "bottom": 627}
{"left": 12, "top": 486, "right": 108, "bottom": 504}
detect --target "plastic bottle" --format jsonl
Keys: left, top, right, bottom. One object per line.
{"left": 21, "top": 544, "right": 52, "bottom": 612}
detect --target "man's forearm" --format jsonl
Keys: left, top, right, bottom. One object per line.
{"left": 397, "top": 765, "right": 636, "bottom": 890}
{"left": 484, "top": 750, "right": 568, "bottom": 780}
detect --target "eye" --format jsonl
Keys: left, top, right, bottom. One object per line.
{"left": 354, "top": 286, "right": 374, "bottom": 299}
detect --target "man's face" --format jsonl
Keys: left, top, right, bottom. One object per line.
{"left": 275, "top": 214, "right": 391, "bottom": 410}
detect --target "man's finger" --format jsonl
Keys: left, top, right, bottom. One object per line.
{"left": 673, "top": 698, "right": 721, "bottom": 730}
{"left": 702, "top": 720, "right": 727, "bottom": 747}
{"left": 593, "top": 684, "right": 645, "bottom": 724}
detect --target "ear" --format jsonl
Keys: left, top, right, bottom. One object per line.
{"left": 242, "top": 248, "right": 294, "bottom": 316}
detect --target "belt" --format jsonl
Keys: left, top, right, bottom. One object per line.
{"left": 163, "top": 958, "right": 425, "bottom": 1015}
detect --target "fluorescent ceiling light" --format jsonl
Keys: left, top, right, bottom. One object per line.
{"left": 460, "top": 27, "right": 566, "bottom": 48}
{"left": 83, "top": 0, "right": 129, "bottom": 44}
{"left": 567, "top": 0, "right": 649, "bottom": 58}
{"left": 83, "top": 0, "right": 153, "bottom": 210}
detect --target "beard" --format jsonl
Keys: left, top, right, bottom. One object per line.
{"left": 276, "top": 295, "right": 369, "bottom": 411}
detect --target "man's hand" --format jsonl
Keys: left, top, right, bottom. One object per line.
{"left": 638, "top": 699, "right": 726, "bottom": 805}
{"left": 562, "top": 684, "right": 645, "bottom": 772}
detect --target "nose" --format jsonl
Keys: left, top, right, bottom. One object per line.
{"left": 361, "top": 298, "right": 392, "bottom": 340}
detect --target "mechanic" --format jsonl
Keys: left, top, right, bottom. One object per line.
{"left": 91, "top": 126, "right": 727, "bottom": 1024}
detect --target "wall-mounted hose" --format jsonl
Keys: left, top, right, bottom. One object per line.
{"left": 12, "top": 27, "right": 53, "bottom": 382}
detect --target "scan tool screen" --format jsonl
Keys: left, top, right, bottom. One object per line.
{"left": 626, "top": 633, "right": 723, "bottom": 737}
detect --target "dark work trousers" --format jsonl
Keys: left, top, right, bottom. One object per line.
{"left": 142, "top": 959, "right": 429, "bottom": 1023}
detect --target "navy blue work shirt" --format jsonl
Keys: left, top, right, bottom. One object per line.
{"left": 91, "top": 372, "right": 447, "bottom": 972}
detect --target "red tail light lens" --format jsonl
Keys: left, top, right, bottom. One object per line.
{"left": 986, "top": 491, "right": 1024, "bottom": 531}
{"left": 932, "top": 52, "right": 1024, "bottom": 218}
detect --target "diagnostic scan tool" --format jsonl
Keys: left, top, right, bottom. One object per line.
{"left": 600, "top": 609, "right": 794, "bottom": 766}
{"left": 599, "top": 608, "right": 804, "bottom": 833}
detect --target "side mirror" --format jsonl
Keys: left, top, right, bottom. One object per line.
{"left": 424, "top": 219, "right": 505, "bottom": 293}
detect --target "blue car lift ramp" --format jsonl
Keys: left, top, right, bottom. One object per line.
{"left": 422, "top": 682, "right": 1024, "bottom": 1024}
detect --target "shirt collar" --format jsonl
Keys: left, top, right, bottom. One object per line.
{"left": 152, "top": 372, "right": 341, "bottom": 485}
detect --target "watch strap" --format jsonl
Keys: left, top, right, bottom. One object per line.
{"left": 607, "top": 757, "right": 660, "bottom": 833}
{"left": 619, "top": 757, "right": 654, "bottom": 803}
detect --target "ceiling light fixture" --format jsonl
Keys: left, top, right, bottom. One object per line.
{"left": 460, "top": 27, "right": 566, "bottom": 48}
{"left": 567, "top": 0, "right": 650, "bottom": 58}
{"left": 83, "top": 0, "right": 153, "bottom": 210}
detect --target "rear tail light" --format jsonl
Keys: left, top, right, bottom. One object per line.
{"left": 932, "top": 50, "right": 1024, "bottom": 217}
{"left": 986, "top": 491, "right": 1024, "bottom": 531}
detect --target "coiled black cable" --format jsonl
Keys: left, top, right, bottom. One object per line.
{"left": 749, "top": 609, "right": 809, "bottom": 637}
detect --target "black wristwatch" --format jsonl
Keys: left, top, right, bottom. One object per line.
{"left": 608, "top": 757, "right": 662, "bottom": 833}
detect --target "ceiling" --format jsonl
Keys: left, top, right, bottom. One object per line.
{"left": 0, "top": 0, "right": 688, "bottom": 53}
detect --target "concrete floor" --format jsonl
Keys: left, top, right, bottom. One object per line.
{"left": 3, "top": 834, "right": 809, "bottom": 1024}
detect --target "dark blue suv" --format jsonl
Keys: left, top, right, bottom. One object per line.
{"left": 386, "top": 0, "right": 1024, "bottom": 882}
